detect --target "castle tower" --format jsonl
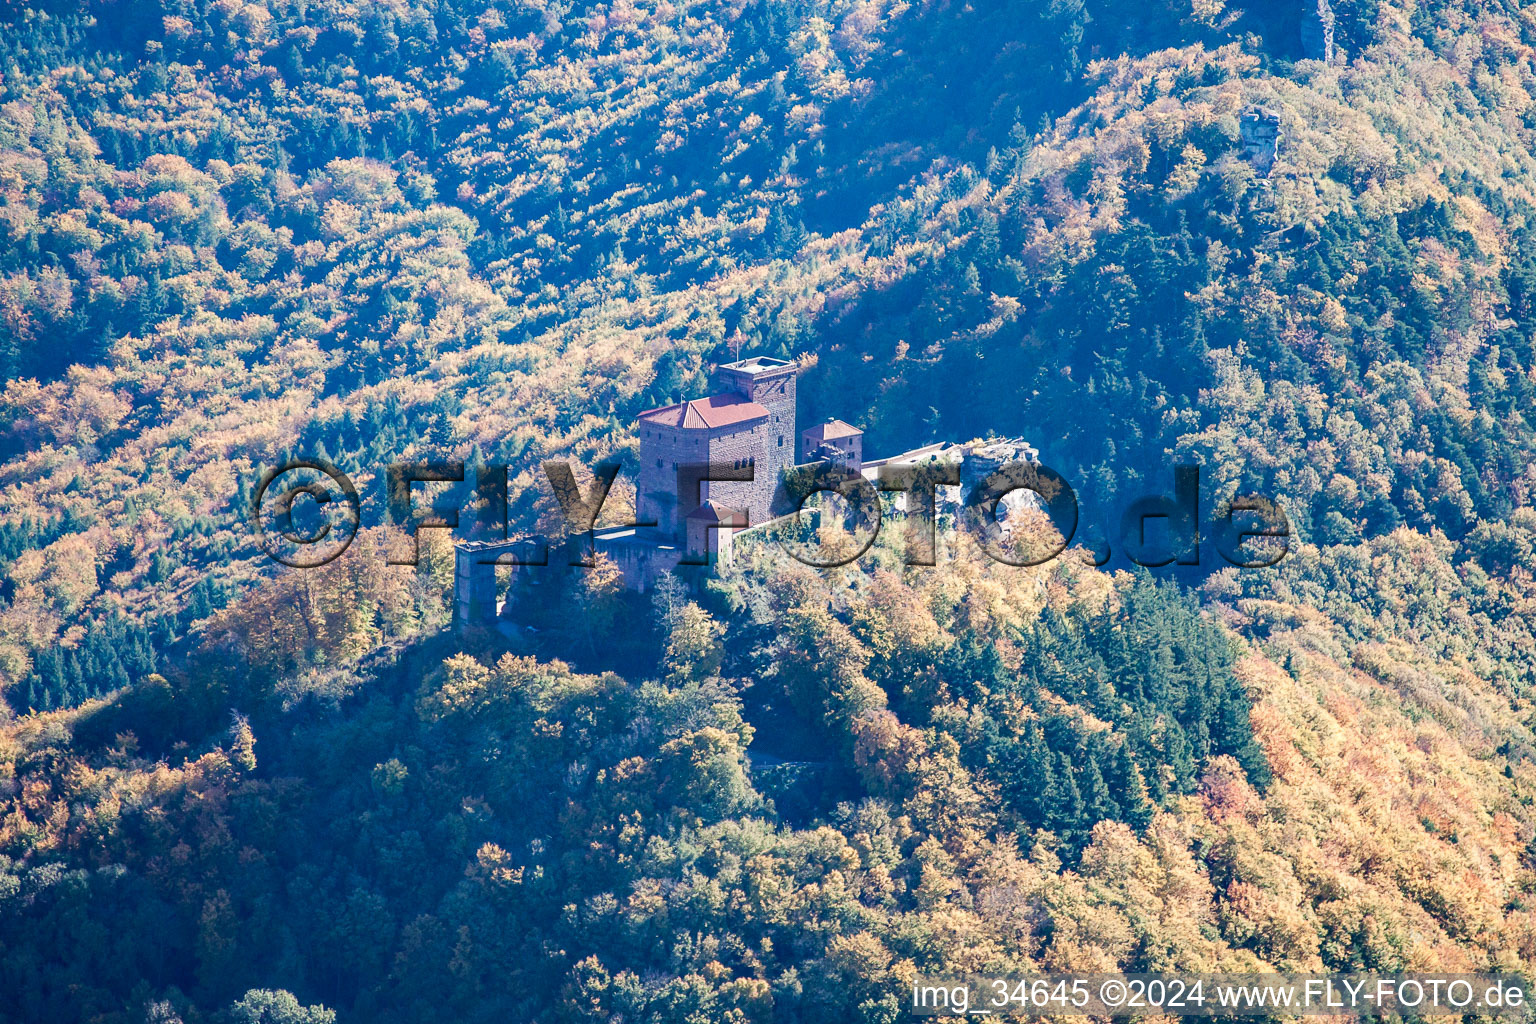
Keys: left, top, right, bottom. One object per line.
{"left": 712, "top": 356, "right": 796, "bottom": 518}
{"left": 714, "top": 356, "right": 796, "bottom": 438}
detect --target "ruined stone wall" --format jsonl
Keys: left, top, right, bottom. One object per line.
{"left": 454, "top": 538, "right": 545, "bottom": 625}
{"left": 455, "top": 545, "right": 499, "bottom": 625}
{"left": 595, "top": 536, "right": 684, "bottom": 592}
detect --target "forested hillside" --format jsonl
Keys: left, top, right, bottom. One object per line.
{"left": 2, "top": 0, "right": 1536, "bottom": 1021}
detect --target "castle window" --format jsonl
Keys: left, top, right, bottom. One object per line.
{"left": 777, "top": 436, "right": 783, "bottom": 447}
{"left": 656, "top": 458, "right": 662, "bottom": 467}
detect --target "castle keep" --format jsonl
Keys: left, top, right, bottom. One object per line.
{"left": 636, "top": 356, "right": 798, "bottom": 542}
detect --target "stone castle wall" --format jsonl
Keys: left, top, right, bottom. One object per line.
{"left": 638, "top": 421, "right": 709, "bottom": 539}
{"left": 700, "top": 423, "right": 770, "bottom": 529}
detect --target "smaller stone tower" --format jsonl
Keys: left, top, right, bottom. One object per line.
{"left": 801, "top": 419, "right": 864, "bottom": 473}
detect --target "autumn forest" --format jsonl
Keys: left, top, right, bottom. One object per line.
{"left": 3, "top": 0, "right": 1536, "bottom": 1021}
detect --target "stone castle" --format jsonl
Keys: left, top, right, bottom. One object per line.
{"left": 636, "top": 355, "right": 800, "bottom": 552}
{"left": 454, "top": 355, "right": 1034, "bottom": 626}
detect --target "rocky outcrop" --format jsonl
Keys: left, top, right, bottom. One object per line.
{"left": 1240, "top": 106, "right": 1283, "bottom": 175}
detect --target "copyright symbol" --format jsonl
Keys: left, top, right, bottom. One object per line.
{"left": 1099, "top": 979, "right": 1128, "bottom": 1008}
{"left": 251, "top": 457, "right": 361, "bottom": 568}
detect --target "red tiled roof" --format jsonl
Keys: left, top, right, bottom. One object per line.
{"left": 802, "top": 418, "right": 861, "bottom": 441}
{"left": 686, "top": 500, "right": 748, "bottom": 524}
{"left": 638, "top": 392, "right": 770, "bottom": 430}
